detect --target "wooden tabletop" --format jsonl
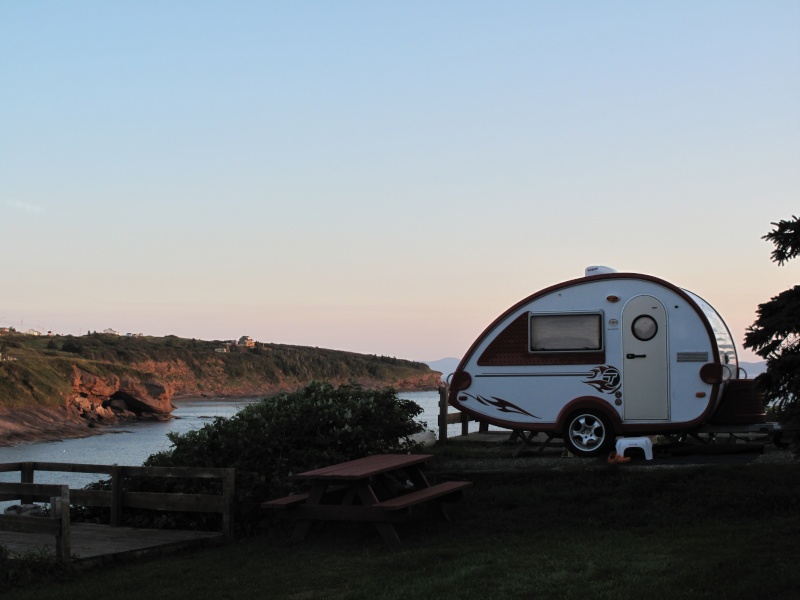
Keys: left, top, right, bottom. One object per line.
{"left": 294, "top": 454, "right": 432, "bottom": 481}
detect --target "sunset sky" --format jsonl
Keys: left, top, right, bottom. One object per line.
{"left": 2, "top": 1, "right": 798, "bottom": 363}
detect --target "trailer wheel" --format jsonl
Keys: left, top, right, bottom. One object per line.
{"left": 563, "top": 410, "right": 614, "bottom": 457}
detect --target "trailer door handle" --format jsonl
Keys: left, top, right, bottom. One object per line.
{"left": 626, "top": 353, "right": 647, "bottom": 359}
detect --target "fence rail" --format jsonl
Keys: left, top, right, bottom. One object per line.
{"left": 437, "top": 385, "right": 488, "bottom": 442}
{"left": 0, "top": 462, "right": 234, "bottom": 561}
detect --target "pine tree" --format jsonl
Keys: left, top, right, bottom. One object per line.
{"left": 744, "top": 216, "right": 800, "bottom": 455}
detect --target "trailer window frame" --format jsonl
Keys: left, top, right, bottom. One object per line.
{"left": 528, "top": 311, "right": 604, "bottom": 354}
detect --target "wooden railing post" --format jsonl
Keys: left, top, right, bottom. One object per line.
{"left": 110, "top": 465, "right": 122, "bottom": 527}
{"left": 51, "top": 485, "right": 70, "bottom": 562}
{"left": 438, "top": 385, "right": 449, "bottom": 444}
{"left": 20, "top": 462, "right": 34, "bottom": 504}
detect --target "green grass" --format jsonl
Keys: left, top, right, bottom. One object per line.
{"left": 4, "top": 462, "right": 799, "bottom": 600}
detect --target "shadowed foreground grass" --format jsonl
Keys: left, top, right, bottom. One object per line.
{"left": 4, "top": 463, "right": 800, "bottom": 600}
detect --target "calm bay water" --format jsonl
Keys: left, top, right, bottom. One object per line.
{"left": 0, "top": 391, "right": 474, "bottom": 494}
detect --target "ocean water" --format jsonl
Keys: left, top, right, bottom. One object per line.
{"left": 0, "top": 391, "right": 478, "bottom": 494}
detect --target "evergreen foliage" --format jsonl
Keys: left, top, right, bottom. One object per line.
{"left": 744, "top": 215, "right": 800, "bottom": 455}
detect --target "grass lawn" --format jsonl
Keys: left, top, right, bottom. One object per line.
{"left": 3, "top": 460, "right": 799, "bottom": 599}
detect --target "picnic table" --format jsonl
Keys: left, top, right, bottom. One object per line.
{"left": 262, "top": 454, "right": 471, "bottom": 546}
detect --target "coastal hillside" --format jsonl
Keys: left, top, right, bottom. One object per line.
{"left": 0, "top": 332, "right": 441, "bottom": 444}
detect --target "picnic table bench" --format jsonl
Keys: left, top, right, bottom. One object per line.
{"left": 263, "top": 454, "right": 471, "bottom": 546}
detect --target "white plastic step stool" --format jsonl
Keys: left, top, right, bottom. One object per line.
{"left": 615, "top": 437, "right": 654, "bottom": 460}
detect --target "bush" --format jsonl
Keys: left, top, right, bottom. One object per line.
{"left": 142, "top": 381, "right": 426, "bottom": 534}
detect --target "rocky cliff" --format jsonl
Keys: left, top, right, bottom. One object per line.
{"left": 0, "top": 333, "right": 442, "bottom": 445}
{"left": 68, "top": 366, "right": 174, "bottom": 422}
{"left": 62, "top": 360, "right": 440, "bottom": 432}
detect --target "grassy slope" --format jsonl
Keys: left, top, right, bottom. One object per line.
{"left": 0, "top": 333, "right": 440, "bottom": 408}
{"left": 4, "top": 461, "right": 799, "bottom": 599}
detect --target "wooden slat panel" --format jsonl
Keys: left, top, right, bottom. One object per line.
{"left": 0, "top": 482, "right": 68, "bottom": 499}
{"left": 375, "top": 481, "right": 472, "bottom": 511}
{"left": 0, "top": 463, "right": 24, "bottom": 473}
{"left": 122, "top": 492, "right": 224, "bottom": 513}
{"left": 0, "top": 462, "right": 228, "bottom": 480}
{"left": 0, "top": 515, "right": 61, "bottom": 535}
{"left": 262, "top": 493, "right": 310, "bottom": 509}
{"left": 445, "top": 412, "right": 468, "bottom": 424}
{"left": 30, "top": 462, "right": 114, "bottom": 475}
{"left": 296, "top": 454, "right": 432, "bottom": 481}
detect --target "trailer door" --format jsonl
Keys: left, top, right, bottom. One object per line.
{"left": 622, "top": 295, "right": 669, "bottom": 420}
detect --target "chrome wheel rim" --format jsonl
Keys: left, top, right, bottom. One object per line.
{"left": 568, "top": 414, "right": 606, "bottom": 452}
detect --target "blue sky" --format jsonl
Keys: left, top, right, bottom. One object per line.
{"left": 2, "top": 1, "right": 798, "bottom": 362}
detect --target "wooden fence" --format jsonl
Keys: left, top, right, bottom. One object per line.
{"left": 0, "top": 462, "right": 235, "bottom": 561}
{"left": 437, "top": 385, "right": 488, "bottom": 442}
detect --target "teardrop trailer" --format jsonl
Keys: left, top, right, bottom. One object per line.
{"left": 447, "top": 267, "right": 780, "bottom": 457}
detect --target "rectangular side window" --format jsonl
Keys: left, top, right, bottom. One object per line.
{"left": 529, "top": 313, "right": 603, "bottom": 352}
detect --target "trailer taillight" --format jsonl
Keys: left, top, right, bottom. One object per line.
{"left": 700, "top": 363, "right": 733, "bottom": 384}
{"left": 449, "top": 371, "right": 472, "bottom": 391}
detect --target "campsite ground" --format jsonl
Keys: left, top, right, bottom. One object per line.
{"left": 430, "top": 429, "right": 795, "bottom": 472}
{"left": 4, "top": 437, "right": 799, "bottom": 600}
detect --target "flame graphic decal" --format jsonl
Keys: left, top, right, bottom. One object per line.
{"left": 461, "top": 393, "right": 540, "bottom": 419}
{"left": 583, "top": 365, "right": 622, "bottom": 394}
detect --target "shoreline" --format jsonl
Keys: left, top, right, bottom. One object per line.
{"left": 0, "top": 386, "right": 442, "bottom": 448}
{"left": 0, "top": 406, "right": 106, "bottom": 448}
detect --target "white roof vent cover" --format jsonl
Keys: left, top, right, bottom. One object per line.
{"left": 585, "top": 265, "right": 618, "bottom": 277}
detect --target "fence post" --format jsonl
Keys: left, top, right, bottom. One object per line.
{"left": 110, "top": 465, "right": 122, "bottom": 527}
{"left": 438, "top": 385, "right": 448, "bottom": 444}
{"left": 20, "top": 462, "right": 34, "bottom": 504}
{"left": 52, "top": 485, "right": 71, "bottom": 562}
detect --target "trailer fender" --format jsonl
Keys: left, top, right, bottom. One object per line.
{"left": 556, "top": 397, "right": 622, "bottom": 436}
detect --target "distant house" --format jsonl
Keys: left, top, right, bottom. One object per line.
{"left": 103, "top": 328, "right": 120, "bottom": 336}
{"left": 215, "top": 346, "right": 229, "bottom": 353}
{"left": 25, "top": 329, "right": 42, "bottom": 336}
{"left": 125, "top": 332, "right": 144, "bottom": 337}
{"left": 0, "top": 328, "right": 11, "bottom": 336}
{"left": 238, "top": 336, "right": 255, "bottom": 348}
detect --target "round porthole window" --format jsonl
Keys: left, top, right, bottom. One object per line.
{"left": 632, "top": 315, "right": 658, "bottom": 341}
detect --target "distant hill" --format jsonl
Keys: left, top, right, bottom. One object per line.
{"left": 739, "top": 361, "right": 767, "bottom": 378}
{"left": 424, "top": 357, "right": 460, "bottom": 381}
{"left": 0, "top": 332, "right": 442, "bottom": 445}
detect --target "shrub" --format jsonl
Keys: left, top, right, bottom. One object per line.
{"left": 60, "top": 339, "right": 82, "bottom": 354}
{"left": 142, "top": 381, "right": 426, "bottom": 534}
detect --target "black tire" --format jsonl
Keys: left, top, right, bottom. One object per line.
{"left": 563, "top": 410, "right": 614, "bottom": 457}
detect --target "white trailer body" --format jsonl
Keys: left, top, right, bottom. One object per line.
{"left": 448, "top": 269, "right": 762, "bottom": 456}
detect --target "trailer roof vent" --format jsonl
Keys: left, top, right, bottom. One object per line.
{"left": 585, "top": 265, "right": 618, "bottom": 277}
